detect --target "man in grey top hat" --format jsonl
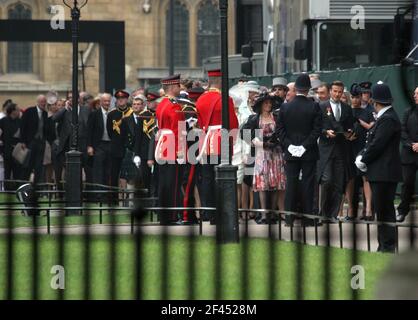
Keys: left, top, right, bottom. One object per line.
{"left": 271, "top": 77, "right": 289, "bottom": 100}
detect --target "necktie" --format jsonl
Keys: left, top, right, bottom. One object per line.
{"left": 37, "top": 110, "right": 44, "bottom": 139}
{"left": 334, "top": 103, "right": 341, "bottom": 122}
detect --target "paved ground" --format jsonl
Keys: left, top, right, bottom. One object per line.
{"left": 1, "top": 217, "right": 417, "bottom": 254}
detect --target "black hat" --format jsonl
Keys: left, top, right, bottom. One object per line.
{"left": 253, "top": 93, "right": 275, "bottom": 114}
{"left": 146, "top": 91, "right": 160, "bottom": 102}
{"left": 161, "top": 74, "right": 181, "bottom": 86}
{"left": 295, "top": 73, "right": 311, "bottom": 91}
{"left": 188, "top": 87, "right": 205, "bottom": 101}
{"left": 359, "top": 81, "right": 372, "bottom": 93}
{"left": 350, "top": 83, "right": 362, "bottom": 97}
{"left": 114, "top": 90, "right": 130, "bottom": 99}
{"left": 371, "top": 84, "right": 393, "bottom": 105}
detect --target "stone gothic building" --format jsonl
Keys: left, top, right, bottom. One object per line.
{"left": 0, "top": 0, "right": 249, "bottom": 107}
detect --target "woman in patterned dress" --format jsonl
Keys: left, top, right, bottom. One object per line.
{"left": 243, "top": 93, "right": 286, "bottom": 224}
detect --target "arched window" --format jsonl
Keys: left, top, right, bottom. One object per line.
{"left": 8, "top": 3, "right": 33, "bottom": 73}
{"left": 197, "top": 0, "right": 220, "bottom": 66}
{"left": 166, "top": 0, "right": 189, "bottom": 67}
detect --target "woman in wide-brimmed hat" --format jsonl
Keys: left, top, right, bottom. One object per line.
{"left": 242, "top": 93, "right": 286, "bottom": 224}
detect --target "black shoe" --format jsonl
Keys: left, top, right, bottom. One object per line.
{"left": 342, "top": 216, "right": 355, "bottom": 222}
{"left": 302, "top": 219, "right": 320, "bottom": 227}
{"left": 255, "top": 216, "right": 264, "bottom": 225}
{"left": 175, "top": 219, "right": 197, "bottom": 226}
{"left": 322, "top": 217, "right": 338, "bottom": 224}
{"left": 201, "top": 214, "right": 211, "bottom": 222}
{"left": 377, "top": 246, "right": 395, "bottom": 254}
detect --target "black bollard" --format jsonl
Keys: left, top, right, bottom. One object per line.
{"left": 215, "top": 164, "right": 239, "bottom": 244}
{"left": 66, "top": 150, "right": 82, "bottom": 216}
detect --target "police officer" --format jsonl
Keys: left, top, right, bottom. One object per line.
{"left": 359, "top": 81, "right": 376, "bottom": 116}
{"left": 397, "top": 87, "right": 418, "bottom": 223}
{"left": 107, "top": 90, "right": 133, "bottom": 203}
{"left": 356, "top": 83, "right": 402, "bottom": 253}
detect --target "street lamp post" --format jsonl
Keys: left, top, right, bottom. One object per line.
{"left": 215, "top": 0, "right": 239, "bottom": 244}
{"left": 169, "top": 0, "right": 175, "bottom": 75}
{"left": 63, "top": 0, "right": 88, "bottom": 215}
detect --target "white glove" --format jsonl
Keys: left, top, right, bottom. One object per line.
{"left": 186, "top": 117, "right": 198, "bottom": 128}
{"left": 177, "top": 157, "right": 186, "bottom": 165}
{"left": 288, "top": 145, "right": 306, "bottom": 158}
{"left": 133, "top": 156, "right": 141, "bottom": 168}
{"left": 295, "top": 146, "right": 306, "bottom": 158}
{"left": 355, "top": 155, "right": 367, "bottom": 173}
{"left": 288, "top": 145, "right": 298, "bottom": 156}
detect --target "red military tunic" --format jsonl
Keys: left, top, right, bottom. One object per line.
{"left": 196, "top": 88, "right": 239, "bottom": 157}
{"left": 155, "top": 96, "right": 186, "bottom": 162}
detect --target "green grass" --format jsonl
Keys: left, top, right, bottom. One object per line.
{"left": 0, "top": 193, "right": 153, "bottom": 228}
{"left": 0, "top": 213, "right": 137, "bottom": 229}
{"left": 0, "top": 235, "right": 392, "bottom": 300}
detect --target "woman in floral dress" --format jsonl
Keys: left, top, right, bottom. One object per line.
{"left": 243, "top": 93, "right": 286, "bottom": 224}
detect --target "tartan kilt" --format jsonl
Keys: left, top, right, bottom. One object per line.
{"left": 120, "top": 149, "right": 138, "bottom": 181}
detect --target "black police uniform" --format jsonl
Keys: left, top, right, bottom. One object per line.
{"left": 361, "top": 84, "right": 402, "bottom": 253}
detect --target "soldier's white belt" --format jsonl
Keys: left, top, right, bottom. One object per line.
{"left": 196, "top": 125, "right": 222, "bottom": 162}
{"left": 155, "top": 129, "right": 174, "bottom": 163}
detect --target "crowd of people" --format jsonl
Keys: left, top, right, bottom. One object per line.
{"left": 0, "top": 70, "right": 416, "bottom": 253}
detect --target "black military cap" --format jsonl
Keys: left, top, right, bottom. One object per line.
{"left": 114, "top": 90, "right": 130, "bottom": 99}
{"left": 350, "top": 83, "right": 362, "bottom": 97}
{"left": 359, "top": 81, "right": 372, "bottom": 93}
{"left": 188, "top": 87, "right": 205, "bottom": 101}
{"left": 161, "top": 74, "right": 181, "bottom": 86}
{"left": 295, "top": 73, "right": 312, "bottom": 91}
{"left": 372, "top": 83, "right": 393, "bottom": 105}
{"left": 146, "top": 91, "right": 160, "bottom": 102}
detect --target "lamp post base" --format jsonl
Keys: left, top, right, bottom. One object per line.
{"left": 215, "top": 164, "right": 239, "bottom": 244}
{"left": 65, "top": 150, "right": 82, "bottom": 216}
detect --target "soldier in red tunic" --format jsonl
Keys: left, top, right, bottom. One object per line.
{"left": 196, "top": 69, "right": 239, "bottom": 223}
{"left": 155, "top": 74, "right": 187, "bottom": 225}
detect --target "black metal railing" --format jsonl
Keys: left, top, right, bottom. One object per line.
{"left": 0, "top": 181, "right": 416, "bottom": 300}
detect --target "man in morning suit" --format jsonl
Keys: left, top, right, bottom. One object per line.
{"left": 356, "top": 83, "right": 402, "bottom": 253}
{"left": 52, "top": 92, "right": 91, "bottom": 192}
{"left": 396, "top": 86, "right": 418, "bottom": 223}
{"left": 20, "top": 95, "right": 53, "bottom": 185}
{"left": 87, "top": 93, "right": 112, "bottom": 189}
{"left": 275, "top": 73, "right": 322, "bottom": 226}
{"left": 318, "top": 81, "right": 355, "bottom": 221}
